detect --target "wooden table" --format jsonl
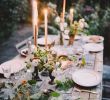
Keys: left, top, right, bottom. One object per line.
{"left": 38, "top": 45, "right": 103, "bottom": 100}
{"left": 0, "top": 35, "right": 103, "bottom": 100}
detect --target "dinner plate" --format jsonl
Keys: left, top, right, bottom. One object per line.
{"left": 63, "top": 35, "right": 81, "bottom": 40}
{"left": 72, "top": 69, "right": 101, "bottom": 87}
{"left": 37, "top": 35, "right": 58, "bottom": 46}
{"left": 83, "top": 35, "right": 104, "bottom": 43}
{"left": 0, "top": 59, "right": 25, "bottom": 74}
{"left": 83, "top": 43, "right": 103, "bottom": 52}
{"left": 51, "top": 46, "right": 74, "bottom": 56}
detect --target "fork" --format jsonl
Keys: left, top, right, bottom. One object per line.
{"left": 74, "top": 87, "right": 98, "bottom": 94}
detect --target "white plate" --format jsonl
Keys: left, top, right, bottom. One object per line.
{"left": 84, "top": 35, "right": 104, "bottom": 43}
{"left": 72, "top": 69, "right": 101, "bottom": 87}
{"left": 38, "top": 35, "right": 58, "bottom": 46}
{"left": 0, "top": 59, "right": 25, "bottom": 74}
{"left": 64, "top": 35, "right": 81, "bottom": 40}
{"left": 83, "top": 43, "right": 103, "bottom": 52}
{"left": 51, "top": 46, "right": 74, "bottom": 56}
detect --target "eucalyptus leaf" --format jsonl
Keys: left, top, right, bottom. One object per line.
{"left": 50, "top": 91, "right": 60, "bottom": 97}
{"left": 81, "top": 56, "right": 86, "bottom": 66}
{"left": 55, "top": 79, "right": 74, "bottom": 91}
{"left": 28, "top": 80, "right": 37, "bottom": 85}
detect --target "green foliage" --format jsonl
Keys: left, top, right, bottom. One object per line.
{"left": 30, "top": 91, "right": 60, "bottom": 100}
{"left": 55, "top": 78, "right": 74, "bottom": 91}
{"left": 81, "top": 56, "right": 86, "bottom": 66}
{"left": 50, "top": 91, "right": 60, "bottom": 97}
{"left": 0, "top": 0, "right": 30, "bottom": 42}
{"left": 34, "top": 47, "right": 48, "bottom": 58}
{"left": 26, "top": 63, "right": 32, "bottom": 69}
{"left": 69, "top": 56, "right": 77, "bottom": 62}
{"left": 28, "top": 80, "right": 37, "bottom": 85}
{"left": 74, "top": 2, "right": 110, "bottom": 35}
{"left": 33, "top": 48, "right": 56, "bottom": 72}
{"left": 69, "top": 25, "right": 75, "bottom": 35}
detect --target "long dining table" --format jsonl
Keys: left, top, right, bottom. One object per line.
{"left": 0, "top": 35, "right": 103, "bottom": 100}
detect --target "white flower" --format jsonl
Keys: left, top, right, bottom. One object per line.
{"left": 64, "top": 22, "right": 68, "bottom": 28}
{"left": 59, "top": 22, "right": 68, "bottom": 31}
{"left": 32, "top": 59, "right": 38, "bottom": 66}
{"left": 78, "top": 18, "right": 88, "bottom": 29}
{"left": 48, "top": 2, "right": 57, "bottom": 9}
{"left": 84, "top": 22, "right": 89, "bottom": 28}
{"left": 64, "top": 29, "right": 70, "bottom": 35}
{"left": 80, "top": 23, "right": 84, "bottom": 29}
{"left": 55, "top": 16, "right": 60, "bottom": 23}
{"left": 60, "top": 22, "right": 64, "bottom": 31}
{"left": 79, "top": 18, "right": 85, "bottom": 22}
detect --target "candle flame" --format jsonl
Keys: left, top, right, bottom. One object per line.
{"left": 44, "top": 8, "right": 48, "bottom": 15}
{"left": 70, "top": 8, "right": 74, "bottom": 14}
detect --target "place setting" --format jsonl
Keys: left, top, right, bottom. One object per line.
{"left": 37, "top": 35, "right": 58, "bottom": 47}
{"left": 72, "top": 69, "right": 102, "bottom": 87}
{"left": 83, "top": 43, "right": 104, "bottom": 53}
{"left": 83, "top": 35, "right": 104, "bottom": 43}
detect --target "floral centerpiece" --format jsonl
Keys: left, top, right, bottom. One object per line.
{"left": 68, "top": 18, "right": 88, "bottom": 45}
{"left": 25, "top": 47, "right": 58, "bottom": 84}
{"left": 54, "top": 15, "right": 68, "bottom": 45}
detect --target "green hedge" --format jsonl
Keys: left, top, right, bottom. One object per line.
{"left": 0, "top": 0, "right": 30, "bottom": 42}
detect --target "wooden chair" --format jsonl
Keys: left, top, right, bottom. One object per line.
{"left": 15, "top": 36, "right": 33, "bottom": 53}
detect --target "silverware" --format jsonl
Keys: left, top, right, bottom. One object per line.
{"left": 74, "top": 87, "right": 98, "bottom": 94}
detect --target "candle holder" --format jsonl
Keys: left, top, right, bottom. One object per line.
{"left": 32, "top": 66, "right": 42, "bottom": 81}
{"left": 59, "top": 31, "right": 64, "bottom": 45}
{"left": 48, "top": 70, "right": 55, "bottom": 85}
{"left": 41, "top": 69, "right": 49, "bottom": 76}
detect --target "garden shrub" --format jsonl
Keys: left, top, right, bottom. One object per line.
{"left": 0, "top": 0, "right": 30, "bottom": 42}
{"left": 73, "top": 2, "right": 110, "bottom": 36}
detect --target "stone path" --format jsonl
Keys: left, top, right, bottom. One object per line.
{"left": 0, "top": 25, "right": 32, "bottom": 64}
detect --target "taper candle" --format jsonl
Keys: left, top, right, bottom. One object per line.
{"left": 70, "top": 8, "right": 74, "bottom": 25}
{"left": 32, "top": 0, "right": 38, "bottom": 47}
{"left": 44, "top": 9, "right": 48, "bottom": 49}
{"left": 62, "top": 0, "right": 66, "bottom": 23}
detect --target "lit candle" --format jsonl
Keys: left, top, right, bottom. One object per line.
{"left": 32, "top": 0, "right": 38, "bottom": 47}
{"left": 44, "top": 9, "right": 48, "bottom": 49}
{"left": 70, "top": 8, "right": 74, "bottom": 25}
{"left": 62, "top": 0, "right": 66, "bottom": 23}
